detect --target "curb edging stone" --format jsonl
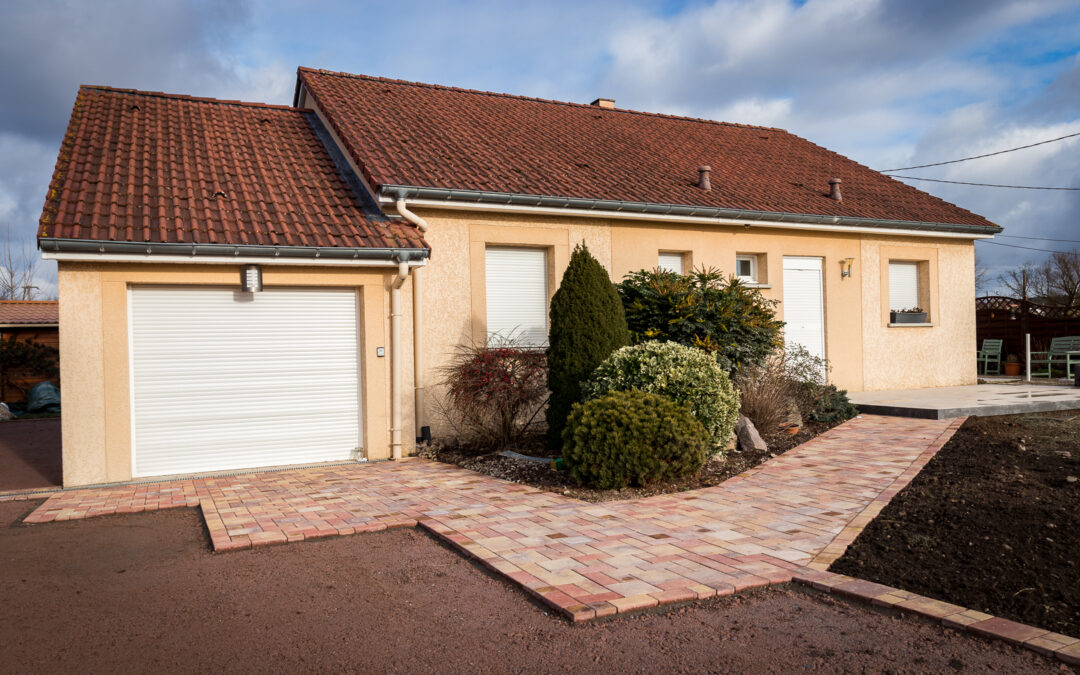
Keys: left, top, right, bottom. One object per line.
{"left": 792, "top": 568, "right": 1080, "bottom": 666}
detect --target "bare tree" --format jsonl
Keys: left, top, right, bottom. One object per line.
{"left": 996, "top": 248, "right": 1080, "bottom": 309}
{"left": 1045, "top": 251, "right": 1080, "bottom": 309}
{"left": 0, "top": 236, "right": 41, "bottom": 301}
{"left": 997, "top": 261, "right": 1047, "bottom": 301}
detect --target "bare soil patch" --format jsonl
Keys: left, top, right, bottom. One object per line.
{"left": 831, "top": 411, "right": 1080, "bottom": 638}
{"left": 0, "top": 506, "right": 1050, "bottom": 673}
{"left": 423, "top": 420, "right": 837, "bottom": 502}
{"left": 0, "top": 418, "right": 61, "bottom": 491}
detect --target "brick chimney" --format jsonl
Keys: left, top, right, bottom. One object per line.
{"left": 590, "top": 98, "right": 615, "bottom": 109}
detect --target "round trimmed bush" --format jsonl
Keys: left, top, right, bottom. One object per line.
{"left": 562, "top": 390, "right": 709, "bottom": 489}
{"left": 583, "top": 341, "right": 739, "bottom": 454}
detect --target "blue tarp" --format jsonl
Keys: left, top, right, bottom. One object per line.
{"left": 25, "top": 381, "right": 60, "bottom": 413}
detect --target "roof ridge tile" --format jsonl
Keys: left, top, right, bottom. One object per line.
{"left": 296, "top": 67, "right": 784, "bottom": 132}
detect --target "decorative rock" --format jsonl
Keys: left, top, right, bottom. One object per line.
{"left": 736, "top": 414, "right": 768, "bottom": 453}
{"left": 1067, "top": 476, "right": 1077, "bottom": 484}
{"left": 0, "top": 403, "right": 12, "bottom": 421}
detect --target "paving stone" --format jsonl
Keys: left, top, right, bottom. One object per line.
{"left": 967, "top": 617, "right": 1048, "bottom": 646}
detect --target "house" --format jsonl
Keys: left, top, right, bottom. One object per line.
{"left": 38, "top": 69, "right": 1000, "bottom": 487}
{"left": 0, "top": 300, "right": 60, "bottom": 402}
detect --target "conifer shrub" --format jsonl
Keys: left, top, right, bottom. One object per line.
{"left": 617, "top": 267, "right": 783, "bottom": 374}
{"left": 584, "top": 341, "right": 739, "bottom": 454}
{"left": 562, "top": 390, "right": 708, "bottom": 489}
{"left": 546, "top": 243, "right": 630, "bottom": 448}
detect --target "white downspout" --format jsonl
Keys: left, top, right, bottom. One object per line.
{"left": 395, "top": 197, "right": 430, "bottom": 444}
{"left": 390, "top": 259, "right": 409, "bottom": 460}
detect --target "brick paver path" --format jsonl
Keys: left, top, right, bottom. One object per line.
{"left": 24, "top": 415, "right": 962, "bottom": 621}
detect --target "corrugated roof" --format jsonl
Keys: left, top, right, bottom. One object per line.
{"left": 298, "top": 67, "right": 997, "bottom": 231}
{"left": 38, "top": 86, "right": 427, "bottom": 252}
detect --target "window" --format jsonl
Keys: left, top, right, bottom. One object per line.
{"left": 657, "top": 251, "right": 685, "bottom": 274}
{"left": 888, "top": 261, "right": 920, "bottom": 311}
{"left": 485, "top": 246, "right": 549, "bottom": 347}
{"left": 736, "top": 254, "right": 758, "bottom": 282}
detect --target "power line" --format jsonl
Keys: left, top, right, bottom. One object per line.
{"left": 998, "top": 234, "right": 1080, "bottom": 243}
{"left": 889, "top": 174, "right": 1080, "bottom": 190}
{"left": 977, "top": 239, "right": 1077, "bottom": 254}
{"left": 881, "top": 131, "right": 1080, "bottom": 172}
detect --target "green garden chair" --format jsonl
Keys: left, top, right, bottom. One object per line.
{"left": 976, "top": 339, "right": 1003, "bottom": 375}
{"left": 1030, "top": 336, "right": 1080, "bottom": 378}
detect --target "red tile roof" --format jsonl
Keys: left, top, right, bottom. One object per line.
{"left": 0, "top": 301, "right": 59, "bottom": 326}
{"left": 298, "top": 68, "right": 997, "bottom": 231}
{"left": 38, "top": 86, "right": 427, "bottom": 252}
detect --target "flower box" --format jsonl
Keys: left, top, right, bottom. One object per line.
{"left": 890, "top": 311, "right": 928, "bottom": 324}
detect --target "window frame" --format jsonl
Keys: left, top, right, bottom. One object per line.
{"left": 736, "top": 254, "right": 758, "bottom": 283}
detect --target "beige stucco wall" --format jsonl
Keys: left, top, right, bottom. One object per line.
{"left": 57, "top": 210, "right": 977, "bottom": 485}
{"left": 859, "top": 237, "right": 977, "bottom": 390}
{"left": 57, "top": 262, "right": 400, "bottom": 487}
{"left": 415, "top": 211, "right": 978, "bottom": 432}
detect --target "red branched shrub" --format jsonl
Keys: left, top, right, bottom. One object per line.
{"left": 436, "top": 338, "right": 548, "bottom": 447}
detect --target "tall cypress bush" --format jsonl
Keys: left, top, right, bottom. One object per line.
{"left": 546, "top": 244, "right": 629, "bottom": 449}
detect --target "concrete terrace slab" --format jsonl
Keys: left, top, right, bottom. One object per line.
{"left": 22, "top": 415, "right": 961, "bottom": 622}
{"left": 850, "top": 384, "right": 1080, "bottom": 419}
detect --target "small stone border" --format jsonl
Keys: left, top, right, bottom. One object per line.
{"left": 792, "top": 568, "right": 1080, "bottom": 667}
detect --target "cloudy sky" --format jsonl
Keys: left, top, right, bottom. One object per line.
{"left": 2, "top": 0, "right": 1079, "bottom": 297}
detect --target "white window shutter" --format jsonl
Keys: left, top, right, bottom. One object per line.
{"left": 657, "top": 252, "right": 684, "bottom": 274}
{"left": 486, "top": 247, "right": 549, "bottom": 347}
{"left": 888, "top": 262, "right": 920, "bottom": 311}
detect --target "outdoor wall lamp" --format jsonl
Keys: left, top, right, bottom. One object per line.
{"left": 241, "top": 264, "right": 263, "bottom": 292}
{"left": 839, "top": 258, "right": 854, "bottom": 278}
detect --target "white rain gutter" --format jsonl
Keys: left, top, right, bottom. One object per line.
{"left": 395, "top": 197, "right": 430, "bottom": 444}
{"left": 376, "top": 194, "right": 997, "bottom": 240}
{"left": 40, "top": 251, "right": 428, "bottom": 267}
{"left": 390, "top": 258, "right": 410, "bottom": 460}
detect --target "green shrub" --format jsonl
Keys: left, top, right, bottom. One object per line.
{"left": 617, "top": 267, "right": 783, "bottom": 374}
{"left": 584, "top": 341, "right": 739, "bottom": 454}
{"left": 562, "top": 390, "right": 708, "bottom": 489}
{"left": 546, "top": 244, "right": 630, "bottom": 449}
{"left": 806, "top": 384, "right": 859, "bottom": 423}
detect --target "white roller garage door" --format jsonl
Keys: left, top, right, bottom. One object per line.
{"left": 130, "top": 286, "right": 362, "bottom": 477}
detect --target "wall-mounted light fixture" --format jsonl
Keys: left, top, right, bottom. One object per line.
{"left": 839, "top": 257, "right": 854, "bottom": 278}
{"left": 241, "top": 264, "right": 262, "bottom": 292}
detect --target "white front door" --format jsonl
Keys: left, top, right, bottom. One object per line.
{"left": 782, "top": 257, "right": 826, "bottom": 368}
{"left": 129, "top": 286, "right": 362, "bottom": 477}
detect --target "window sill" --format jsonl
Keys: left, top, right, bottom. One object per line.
{"left": 744, "top": 282, "right": 771, "bottom": 289}
{"left": 887, "top": 322, "right": 934, "bottom": 328}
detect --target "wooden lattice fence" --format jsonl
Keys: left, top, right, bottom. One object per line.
{"left": 976, "top": 296, "right": 1080, "bottom": 364}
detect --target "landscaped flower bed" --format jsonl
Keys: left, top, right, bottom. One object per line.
{"left": 420, "top": 418, "right": 840, "bottom": 502}
{"left": 830, "top": 411, "right": 1080, "bottom": 638}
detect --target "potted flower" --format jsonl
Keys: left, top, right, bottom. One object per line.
{"left": 1004, "top": 354, "right": 1021, "bottom": 376}
{"left": 890, "top": 306, "right": 928, "bottom": 324}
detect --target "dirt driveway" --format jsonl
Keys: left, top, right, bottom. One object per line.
{"left": 0, "top": 502, "right": 1050, "bottom": 673}
{"left": 0, "top": 418, "right": 61, "bottom": 492}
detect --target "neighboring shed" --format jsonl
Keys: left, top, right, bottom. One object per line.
{"left": 0, "top": 300, "right": 60, "bottom": 402}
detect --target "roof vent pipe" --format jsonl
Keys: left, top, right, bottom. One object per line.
{"left": 828, "top": 178, "right": 843, "bottom": 201}
{"left": 698, "top": 165, "right": 712, "bottom": 191}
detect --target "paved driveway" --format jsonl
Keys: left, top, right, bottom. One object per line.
{"left": 22, "top": 414, "right": 961, "bottom": 621}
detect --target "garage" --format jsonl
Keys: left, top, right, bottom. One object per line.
{"left": 129, "top": 286, "right": 362, "bottom": 478}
